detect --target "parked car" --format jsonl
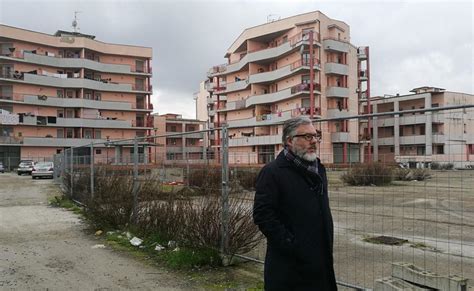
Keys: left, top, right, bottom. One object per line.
{"left": 17, "top": 160, "right": 35, "bottom": 175}
{"left": 32, "top": 162, "right": 54, "bottom": 179}
{"left": 0, "top": 162, "right": 4, "bottom": 173}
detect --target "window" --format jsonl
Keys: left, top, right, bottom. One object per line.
{"left": 84, "top": 129, "right": 92, "bottom": 139}
{"left": 135, "top": 60, "right": 144, "bottom": 72}
{"left": 57, "top": 110, "right": 64, "bottom": 118}
{"left": 94, "top": 92, "right": 101, "bottom": 101}
{"left": 57, "top": 90, "right": 64, "bottom": 98}
{"left": 56, "top": 149, "right": 62, "bottom": 154}
{"left": 170, "top": 125, "right": 177, "bottom": 132}
{"left": 66, "top": 90, "right": 74, "bottom": 98}
{"left": 420, "top": 124, "right": 425, "bottom": 135}
{"left": 57, "top": 129, "right": 64, "bottom": 138}
{"left": 188, "top": 139, "right": 196, "bottom": 146}
{"left": 95, "top": 149, "right": 102, "bottom": 155}
{"left": 84, "top": 91, "right": 92, "bottom": 100}
{"left": 66, "top": 129, "right": 73, "bottom": 138}
{"left": 302, "top": 75, "right": 310, "bottom": 84}
{"left": 95, "top": 130, "right": 101, "bottom": 139}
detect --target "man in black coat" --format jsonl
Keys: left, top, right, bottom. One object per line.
{"left": 253, "top": 116, "right": 337, "bottom": 291}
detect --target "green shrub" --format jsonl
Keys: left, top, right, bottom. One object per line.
{"left": 341, "top": 163, "right": 393, "bottom": 186}
{"left": 162, "top": 247, "right": 221, "bottom": 269}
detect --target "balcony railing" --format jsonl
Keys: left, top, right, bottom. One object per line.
{"left": 1, "top": 50, "right": 152, "bottom": 75}
{"left": 290, "top": 82, "right": 321, "bottom": 94}
{"left": 207, "top": 31, "right": 321, "bottom": 77}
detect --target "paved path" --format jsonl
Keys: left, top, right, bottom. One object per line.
{"left": 0, "top": 173, "right": 193, "bottom": 290}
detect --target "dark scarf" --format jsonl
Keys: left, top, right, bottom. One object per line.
{"left": 283, "top": 146, "right": 319, "bottom": 175}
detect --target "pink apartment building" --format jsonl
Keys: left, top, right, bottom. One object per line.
{"left": 206, "top": 11, "right": 369, "bottom": 164}
{"left": 360, "top": 86, "right": 474, "bottom": 167}
{"left": 153, "top": 113, "right": 206, "bottom": 161}
{"left": 0, "top": 25, "right": 153, "bottom": 168}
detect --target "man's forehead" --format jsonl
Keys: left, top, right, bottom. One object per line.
{"left": 295, "top": 124, "right": 316, "bottom": 133}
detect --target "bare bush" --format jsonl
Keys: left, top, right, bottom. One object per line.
{"left": 341, "top": 163, "right": 393, "bottom": 186}
{"left": 393, "top": 168, "right": 431, "bottom": 181}
{"left": 138, "top": 194, "right": 263, "bottom": 257}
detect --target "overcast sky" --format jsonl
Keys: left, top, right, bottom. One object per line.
{"left": 1, "top": 0, "right": 472, "bottom": 118}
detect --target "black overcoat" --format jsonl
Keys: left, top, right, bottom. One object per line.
{"left": 253, "top": 151, "right": 337, "bottom": 291}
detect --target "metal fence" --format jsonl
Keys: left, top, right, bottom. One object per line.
{"left": 58, "top": 105, "right": 473, "bottom": 290}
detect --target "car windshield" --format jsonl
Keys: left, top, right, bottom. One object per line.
{"left": 20, "top": 162, "right": 33, "bottom": 166}
{"left": 36, "top": 162, "right": 53, "bottom": 168}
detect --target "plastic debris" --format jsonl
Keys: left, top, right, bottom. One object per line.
{"left": 154, "top": 244, "right": 165, "bottom": 251}
{"left": 130, "top": 237, "right": 143, "bottom": 247}
{"left": 167, "top": 240, "right": 177, "bottom": 249}
{"left": 172, "top": 247, "right": 180, "bottom": 252}
{"left": 92, "top": 244, "right": 106, "bottom": 249}
{"left": 125, "top": 232, "right": 132, "bottom": 239}
{"left": 95, "top": 230, "right": 103, "bottom": 236}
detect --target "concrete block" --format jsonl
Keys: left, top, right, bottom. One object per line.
{"left": 392, "top": 262, "right": 468, "bottom": 291}
{"left": 374, "top": 277, "right": 432, "bottom": 290}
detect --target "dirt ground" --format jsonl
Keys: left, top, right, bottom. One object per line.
{"left": 245, "top": 169, "right": 474, "bottom": 289}
{"left": 0, "top": 173, "right": 196, "bottom": 290}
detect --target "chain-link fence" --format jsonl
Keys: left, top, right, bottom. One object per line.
{"left": 59, "top": 105, "right": 473, "bottom": 290}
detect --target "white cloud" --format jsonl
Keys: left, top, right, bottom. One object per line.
{"left": 152, "top": 88, "right": 196, "bottom": 119}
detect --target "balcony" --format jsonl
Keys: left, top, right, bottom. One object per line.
{"left": 326, "top": 108, "right": 350, "bottom": 119}
{"left": 22, "top": 137, "right": 105, "bottom": 147}
{"left": 250, "top": 58, "right": 321, "bottom": 84}
{"left": 167, "top": 146, "right": 203, "bottom": 153}
{"left": 324, "top": 63, "right": 349, "bottom": 75}
{"left": 378, "top": 137, "right": 395, "bottom": 146}
{"left": 326, "top": 86, "right": 350, "bottom": 98}
{"left": 229, "top": 135, "right": 281, "bottom": 147}
{"left": 399, "top": 114, "right": 427, "bottom": 125}
{"left": 20, "top": 116, "right": 132, "bottom": 129}
{"left": 226, "top": 110, "right": 293, "bottom": 128}
{"left": 0, "top": 136, "right": 22, "bottom": 145}
{"left": 209, "top": 109, "right": 216, "bottom": 116}
{"left": 218, "top": 100, "right": 245, "bottom": 112}
{"left": 359, "top": 70, "right": 368, "bottom": 81}
{"left": 22, "top": 95, "right": 139, "bottom": 111}
{"left": 357, "top": 47, "right": 368, "bottom": 60}
{"left": 208, "top": 31, "right": 320, "bottom": 77}
{"left": 323, "top": 38, "right": 350, "bottom": 53}
{"left": 377, "top": 116, "right": 395, "bottom": 127}
{"left": 1, "top": 52, "right": 151, "bottom": 75}
{"left": 17, "top": 73, "right": 134, "bottom": 93}
{"left": 433, "top": 133, "right": 445, "bottom": 143}
{"left": 400, "top": 135, "right": 426, "bottom": 145}
{"left": 215, "top": 79, "right": 249, "bottom": 94}
{"left": 330, "top": 132, "right": 351, "bottom": 143}
{"left": 246, "top": 83, "right": 321, "bottom": 108}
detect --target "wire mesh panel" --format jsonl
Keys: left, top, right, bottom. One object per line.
{"left": 57, "top": 105, "right": 473, "bottom": 289}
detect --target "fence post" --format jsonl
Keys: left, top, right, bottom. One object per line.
{"left": 220, "top": 124, "right": 230, "bottom": 264}
{"left": 132, "top": 137, "right": 139, "bottom": 224}
{"left": 90, "top": 142, "right": 94, "bottom": 199}
{"left": 70, "top": 147, "right": 74, "bottom": 199}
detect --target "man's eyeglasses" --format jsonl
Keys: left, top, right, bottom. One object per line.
{"left": 292, "top": 133, "right": 319, "bottom": 141}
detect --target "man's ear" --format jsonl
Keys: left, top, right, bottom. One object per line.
{"left": 286, "top": 136, "right": 293, "bottom": 148}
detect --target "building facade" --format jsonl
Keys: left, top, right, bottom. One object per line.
{"left": 360, "top": 87, "right": 474, "bottom": 167}
{"left": 153, "top": 113, "right": 206, "bottom": 161}
{"left": 0, "top": 25, "right": 153, "bottom": 168}
{"left": 205, "top": 11, "right": 369, "bottom": 164}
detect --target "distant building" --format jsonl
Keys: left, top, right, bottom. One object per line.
{"left": 153, "top": 113, "right": 206, "bottom": 161}
{"left": 360, "top": 86, "right": 474, "bottom": 167}
{"left": 0, "top": 24, "right": 153, "bottom": 167}
{"left": 194, "top": 81, "right": 209, "bottom": 122}
{"left": 205, "top": 10, "right": 369, "bottom": 164}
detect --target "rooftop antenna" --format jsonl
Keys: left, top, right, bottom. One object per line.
{"left": 72, "top": 11, "right": 81, "bottom": 33}
{"left": 267, "top": 14, "right": 280, "bottom": 23}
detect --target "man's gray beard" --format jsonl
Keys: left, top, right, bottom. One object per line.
{"left": 294, "top": 148, "right": 318, "bottom": 162}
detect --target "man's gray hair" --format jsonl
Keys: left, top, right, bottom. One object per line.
{"left": 282, "top": 116, "right": 313, "bottom": 145}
